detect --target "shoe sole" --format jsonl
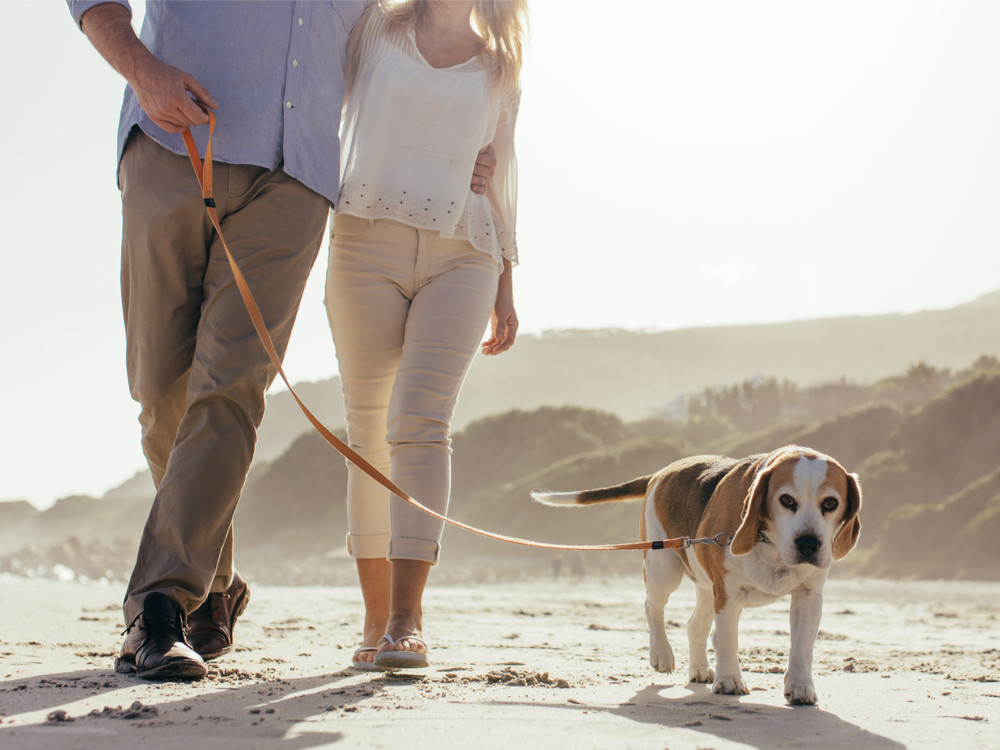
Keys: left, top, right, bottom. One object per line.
{"left": 116, "top": 655, "right": 208, "bottom": 682}
{"left": 138, "top": 660, "right": 208, "bottom": 681}
{"left": 198, "top": 585, "right": 251, "bottom": 662}
{"left": 373, "top": 653, "right": 429, "bottom": 670}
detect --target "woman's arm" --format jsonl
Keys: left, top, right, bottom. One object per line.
{"left": 480, "top": 89, "right": 521, "bottom": 355}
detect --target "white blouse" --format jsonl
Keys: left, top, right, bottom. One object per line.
{"left": 336, "top": 8, "right": 519, "bottom": 265}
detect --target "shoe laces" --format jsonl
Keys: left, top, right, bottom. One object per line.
{"left": 121, "top": 611, "right": 142, "bottom": 637}
{"left": 120, "top": 596, "right": 189, "bottom": 637}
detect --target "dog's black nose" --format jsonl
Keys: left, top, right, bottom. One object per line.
{"left": 795, "top": 534, "right": 822, "bottom": 560}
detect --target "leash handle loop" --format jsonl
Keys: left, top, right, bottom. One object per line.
{"left": 180, "top": 115, "right": 688, "bottom": 554}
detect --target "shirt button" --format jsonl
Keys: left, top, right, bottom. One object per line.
{"left": 286, "top": 101, "right": 293, "bottom": 108}
{"left": 292, "top": 59, "right": 299, "bottom": 67}
{"left": 297, "top": 17, "right": 303, "bottom": 26}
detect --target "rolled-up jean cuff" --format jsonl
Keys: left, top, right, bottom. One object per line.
{"left": 387, "top": 538, "right": 441, "bottom": 565}
{"left": 346, "top": 532, "right": 391, "bottom": 559}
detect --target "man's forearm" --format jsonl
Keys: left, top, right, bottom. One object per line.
{"left": 79, "top": 2, "right": 154, "bottom": 87}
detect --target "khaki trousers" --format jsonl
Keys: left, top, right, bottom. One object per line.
{"left": 119, "top": 131, "right": 329, "bottom": 623}
{"left": 325, "top": 213, "right": 500, "bottom": 563}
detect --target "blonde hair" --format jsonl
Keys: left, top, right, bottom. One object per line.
{"left": 380, "top": 1, "right": 528, "bottom": 96}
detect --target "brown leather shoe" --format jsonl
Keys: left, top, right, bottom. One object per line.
{"left": 187, "top": 571, "right": 250, "bottom": 660}
{"left": 115, "top": 592, "right": 207, "bottom": 681}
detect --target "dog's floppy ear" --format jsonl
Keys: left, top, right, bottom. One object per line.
{"left": 833, "top": 472, "right": 863, "bottom": 559}
{"left": 732, "top": 463, "right": 772, "bottom": 555}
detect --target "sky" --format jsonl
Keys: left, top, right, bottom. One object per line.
{"left": 2, "top": 0, "right": 999, "bottom": 510}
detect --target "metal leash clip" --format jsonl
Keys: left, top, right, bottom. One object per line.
{"left": 682, "top": 532, "right": 734, "bottom": 549}
{"left": 679, "top": 532, "right": 771, "bottom": 549}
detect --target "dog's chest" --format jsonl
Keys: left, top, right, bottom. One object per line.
{"left": 732, "top": 552, "right": 823, "bottom": 604}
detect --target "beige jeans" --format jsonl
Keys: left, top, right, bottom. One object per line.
{"left": 119, "top": 131, "right": 329, "bottom": 623}
{"left": 325, "top": 213, "right": 500, "bottom": 563}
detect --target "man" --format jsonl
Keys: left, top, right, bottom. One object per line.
{"left": 69, "top": 0, "right": 495, "bottom": 681}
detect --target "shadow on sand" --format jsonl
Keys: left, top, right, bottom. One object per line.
{"left": 481, "top": 680, "right": 906, "bottom": 750}
{"left": 0, "top": 666, "right": 391, "bottom": 749}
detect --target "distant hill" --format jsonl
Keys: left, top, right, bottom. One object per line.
{"left": 102, "top": 288, "right": 1000, "bottom": 499}
{"left": 254, "top": 288, "right": 1000, "bottom": 463}
{"left": 5, "top": 293, "right": 1000, "bottom": 582}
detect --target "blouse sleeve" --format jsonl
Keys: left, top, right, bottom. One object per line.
{"left": 486, "top": 89, "right": 521, "bottom": 265}
{"left": 343, "top": 4, "right": 381, "bottom": 98}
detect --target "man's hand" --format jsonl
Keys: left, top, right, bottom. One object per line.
{"left": 80, "top": 3, "right": 217, "bottom": 133}
{"left": 131, "top": 58, "right": 217, "bottom": 133}
{"left": 471, "top": 145, "right": 496, "bottom": 195}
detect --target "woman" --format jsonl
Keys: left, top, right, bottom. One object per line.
{"left": 325, "top": 0, "right": 527, "bottom": 670}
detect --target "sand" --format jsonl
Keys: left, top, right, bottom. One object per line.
{"left": 0, "top": 573, "right": 997, "bottom": 749}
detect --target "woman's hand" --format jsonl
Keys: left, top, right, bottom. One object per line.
{"left": 482, "top": 298, "right": 517, "bottom": 355}
{"left": 471, "top": 145, "right": 496, "bottom": 195}
{"left": 482, "top": 260, "right": 517, "bottom": 355}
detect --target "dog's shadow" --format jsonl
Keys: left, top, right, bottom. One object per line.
{"left": 482, "top": 680, "right": 905, "bottom": 749}
{"left": 610, "top": 682, "right": 906, "bottom": 749}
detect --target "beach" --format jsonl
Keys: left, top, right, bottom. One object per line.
{"left": 1, "top": 574, "right": 997, "bottom": 749}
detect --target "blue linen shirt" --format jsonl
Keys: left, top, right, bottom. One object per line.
{"left": 69, "top": 0, "right": 366, "bottom": 204}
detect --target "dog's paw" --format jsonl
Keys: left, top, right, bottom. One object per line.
{"left": 784, "top": 681, "right": 818, "bottom": 705}
{"left": 688, "top": 666, "right": 715, "bottom": 684}
{"left": 713, "top": 674, "right": 750, "bottom": 696}
{"left": 648, "top": 644, "right": 675, "bottom": 673}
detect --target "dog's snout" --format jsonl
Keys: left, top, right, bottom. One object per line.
{"left": 795, "top": 534, "right": 822, "bottom": 560}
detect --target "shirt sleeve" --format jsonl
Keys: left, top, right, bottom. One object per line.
{"left": 486, "top": 89, "right": 520, "bottom": 265}
{"left": 67, "top": 0, "right": 131, "bottom": 30}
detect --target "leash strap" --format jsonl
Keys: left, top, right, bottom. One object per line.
{"left": 180, "top": 114, "right": 685, "bottom": 553}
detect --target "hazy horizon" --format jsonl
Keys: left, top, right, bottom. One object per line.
{"left": 2, "top": 0, "right": 999, "bottom": 509}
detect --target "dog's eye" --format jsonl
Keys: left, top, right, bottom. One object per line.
{"left": 821, "top": 497, "right": 839, "bottom": 513}
{"left": 779, "top": 494, "right": 797, "bottom": 510}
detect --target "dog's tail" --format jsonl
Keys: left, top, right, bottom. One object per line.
{"left": 531, "top": 476, "right": 653, "bottom": 507}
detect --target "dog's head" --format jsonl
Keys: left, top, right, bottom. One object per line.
{"left": 731, "top": 446, "right": 862, "bottom": 567}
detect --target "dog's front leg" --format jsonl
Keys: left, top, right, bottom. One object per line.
{"left": 687, "top": 586, "right": 715, "bottom": 683}
{"left": 711, "top": 602, "right": 748, "bottom": 695}
{"left": 785, "top": 586, "right": 823, "bottom": 705}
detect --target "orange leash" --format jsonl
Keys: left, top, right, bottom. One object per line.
{"left": 180, "top": 114, "right": 687, "bottom": 554}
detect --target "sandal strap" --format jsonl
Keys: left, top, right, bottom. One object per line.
{"left": 378, "top": 634, "right": 427, "bottom": 650}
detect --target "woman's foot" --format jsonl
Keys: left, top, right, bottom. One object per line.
{"left": 373, "top": 633, "right": 429, "bottom": 669}
{"left": 353, "top": 557, "right": 431, "bottom": 669}
{"left": 351, "top": 612, "right": 388, "bottom": 670}
{"left": 352, "top": 558, "right": 391, "bottom": 670}
{"left": 373, "top": 560, "right": 431, "bottom": 669}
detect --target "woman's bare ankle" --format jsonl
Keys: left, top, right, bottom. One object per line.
{"left": 362, "top": 613, "right": 388, "bottom": 647}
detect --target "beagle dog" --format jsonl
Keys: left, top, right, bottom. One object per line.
{"left": 532, "top": 446, "right": 862, "bottom": 705}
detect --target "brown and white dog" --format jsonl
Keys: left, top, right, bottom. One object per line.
{"left": 532, "top": 445, "right": 862, "bottom": 705}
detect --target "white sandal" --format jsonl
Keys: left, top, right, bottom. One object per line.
{"left": 373, "top": 634, "right": 429, "bottom": 669}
